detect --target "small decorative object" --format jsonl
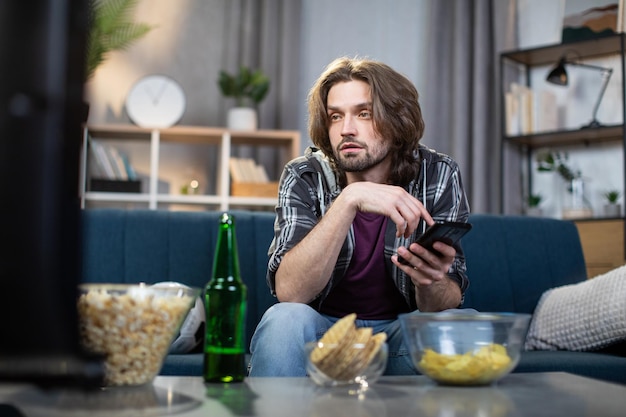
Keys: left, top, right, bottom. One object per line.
{"left": 218, "top": 66, "right": 270, "bottom": 130}
{"left": 603, "top": 189, "right": 622, "bottom": 217}
{"left": 563, "top": 177, "right": 593, "bottom": 219}
{"left": 125, "top": 75, "right": 186, "bottom": 128}
{"left": 526, "top": 193, "right": 543, "bottom": 217}
{"left": 180, "top": 179, "right": 200, "bottom": 195}
{"left": 86, "top": 0, "right": 154, "bottom": 80}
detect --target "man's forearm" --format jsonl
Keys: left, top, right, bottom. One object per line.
{"left": 414, "top": 276, "right": 463, "bottom": 312}
{"left": 274, "top": 197, "right": 356, "bottom": 303}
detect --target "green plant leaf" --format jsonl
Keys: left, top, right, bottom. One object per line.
{"left": 217, "top": 66, "right": 270, "bottom": 106}
{"left": 86, "top": 0, "right": 154, "bottom": 80}
{"left": 528, "top": 194, "right": 542, "bottom": 207}
{"left": 604, "top": 190, "right": 621, "bottom": 203}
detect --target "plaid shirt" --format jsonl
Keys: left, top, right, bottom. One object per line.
{"left": 266, "top": 145, "right": 470, "bottom": 311}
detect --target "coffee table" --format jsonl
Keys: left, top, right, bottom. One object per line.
{"left": 2, "top": 372, "right": 625, "bottom": 416}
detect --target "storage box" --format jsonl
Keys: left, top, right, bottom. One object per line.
{"left": 90, "top": 179, "right": 142, "bottom": 193}
{"left": 231, "top": 182, "right": 279, "bottom": 198}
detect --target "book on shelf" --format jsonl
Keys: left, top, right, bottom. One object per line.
{"left": 88, "top": 138, "right": 116, "bottom": 179}
{"left": 229, "top": 157, "right": 246, "bottom": 183}
{"left": 536, "top": 90, "right": 558, "bottom": 133}
{"left": 229, "top": 157, "right": 270, "bottom": 184}
{"left": 505, "top": 83, "right": 534, "bottom": 136}
{"left": 106, "top": 146, "right": 128, "bottom": 180}
{"left": 88, "top": 137, "right": 137, "bottom": 181}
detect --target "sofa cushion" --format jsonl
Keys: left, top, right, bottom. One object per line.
{"left": 525, "top": 264, "right": 626, "bottom": 352}
{"left": 462, "top": 215, "right": 587, "bottom": 313}
{"left": 517, "top": 351, "right": 626, "bottom": 384}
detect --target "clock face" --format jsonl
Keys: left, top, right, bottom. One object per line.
{"left": 125, "top": 75, "right": 186, "bottom": 128}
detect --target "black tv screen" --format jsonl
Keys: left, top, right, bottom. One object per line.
{"left": 0, "top": 0, "right": 104, "bottom": 386}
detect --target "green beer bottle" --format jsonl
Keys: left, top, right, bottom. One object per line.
{"left": 203, "top": 213, "right": 247, "bottom": 383}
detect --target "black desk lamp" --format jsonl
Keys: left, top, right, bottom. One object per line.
{"left": 546, "top": 55, "right": 613, "bottom": 129}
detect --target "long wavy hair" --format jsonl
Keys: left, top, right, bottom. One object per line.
{"left": 307, "top": 56, "right": 425, "bottom": 187}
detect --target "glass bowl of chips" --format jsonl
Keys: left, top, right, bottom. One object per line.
{"left": 305, "top": 341, "right": 388, "bottom": 387}
{"left": 399, "top": 312, "right": 531, "bottom": 386}
{"left": 305, "top": 313, "right": 388, "bottom": 387}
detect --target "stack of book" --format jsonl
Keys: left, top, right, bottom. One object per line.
{"left": 88, "top": 137, "right": 141, "bottom": 193}
{"left": 505, "top": 83, "right": 558, "bottom": 136}
{"left": 229, "top": 157, "right": 278, "bottom": 198}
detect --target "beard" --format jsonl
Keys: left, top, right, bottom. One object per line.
{"left": 334, "top": 136, "right": 390, "bottom": 172}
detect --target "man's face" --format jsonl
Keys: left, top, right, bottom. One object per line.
{"left": 327, "top": 80, "right": 391, "bottom": 175}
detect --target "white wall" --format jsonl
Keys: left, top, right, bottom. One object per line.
{"left": 297, "top": 0, "right": 430, "bottom": 149}
{"left": 85, "top": 0, "right": 431, "bottom": 195}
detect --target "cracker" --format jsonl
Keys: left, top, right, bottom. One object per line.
{"left": 310, "top": 313, "right": 357, "bottom": 364}
{"left": 332, "top": 327, "right": 373, "bottom": 380}
{"left": 309, "top": 313, "right": 388, "bottom": 382}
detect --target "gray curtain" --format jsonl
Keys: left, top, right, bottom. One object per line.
{"left": 422, "top": 0, "right": 518, "bottom": 214}
{"left": 221, "top": 0, "right": 302, "bottom": 181}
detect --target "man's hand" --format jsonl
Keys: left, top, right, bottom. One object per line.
{"left": 392, "top": 240, "right": 462, "bottom": 311}
{"left": 341, "top": 182, "right": 434, "bottom": 238}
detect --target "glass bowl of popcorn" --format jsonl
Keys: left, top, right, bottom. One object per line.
{"left": 77, "top": 283, "right": 200, "bottom": 386}
{"left": 399, "top": 312, "right": 531, "bottom": 386}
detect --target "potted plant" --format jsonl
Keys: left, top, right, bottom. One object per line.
{"left": 218, "top": 66, "right": 270, "bottom": 130}
{"left": 536, "top": 151, "right": 579, "bottom": 183}
{"left": 86, "top": 0, "right": 153, "bottom": 80}
{"left": 526, "top": 193, "right": 543, "bottom": 216}
{"left": 603, "top": 190, "right": 622, "bottom": 217}
{"left": 536, "top": 150, "right": 592, "bottom": 219}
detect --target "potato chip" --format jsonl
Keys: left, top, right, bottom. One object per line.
{"left": 418, "top": 343, "right": 512, "bottom": 385}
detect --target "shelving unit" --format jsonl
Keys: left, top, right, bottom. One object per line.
{"left": 80, "top": 124, "right": 300, "bottom": 211}
{"left": 500, "top": 34, "right": 626, "bottom": 273}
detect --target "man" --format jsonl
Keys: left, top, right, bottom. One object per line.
{"left": 248, "top": 57, "right": 470, "bottom": 376}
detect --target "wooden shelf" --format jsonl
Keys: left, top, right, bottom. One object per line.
{"left": 501, "top": 33, "right": 624, "bottom": 66}
{"left": 80, "top": 125, "right": 300, "bottom": 211}
{"left": 505, "top": 124, "right": 623, "bottom": 148}
{"left": 574, "top": 218, "right": 625, "bottom": 278}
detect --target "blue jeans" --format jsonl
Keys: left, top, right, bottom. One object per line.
{"left": 247, "top": 302, "right": 416, "bottom": 376}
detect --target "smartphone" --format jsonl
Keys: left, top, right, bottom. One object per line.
{"left": 399, "top": 221, "right": 472, "bottom": 264}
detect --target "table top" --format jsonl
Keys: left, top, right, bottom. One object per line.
{"left": 2, "top": 372, "right": 625, "bottom": 417}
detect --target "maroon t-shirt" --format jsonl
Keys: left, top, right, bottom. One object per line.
{"left": 320, "top": 212, "right": 411, "bottom": 319}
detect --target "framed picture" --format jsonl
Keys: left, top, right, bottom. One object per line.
{"left": 562, "top": 1, "right": 619, "bottom": 42}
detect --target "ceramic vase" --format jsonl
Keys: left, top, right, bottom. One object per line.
{"left": 227, "top": 107, "right": 257, "bottom": 130}
{"left": 562, "top": 178, "right": 593, "bottom": 219}
{"left": 604, "top": 203, "right": 621, "bottom": 218}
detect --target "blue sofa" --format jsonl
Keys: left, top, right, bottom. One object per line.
{"left": 80, "top": 209, "right": 626, "bottom": 384}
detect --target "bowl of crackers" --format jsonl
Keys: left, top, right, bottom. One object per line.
{"left": 77, "top": 283, "right": 200, "bottom": 386}
{"left": 305, "top": 313, "right": 388, "bottom": 387}
{"left": 399, "top": 312, "right": 531, "bottom": 386}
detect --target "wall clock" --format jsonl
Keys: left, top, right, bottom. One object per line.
{"left": 125, "top": 75, "right": 186, "bottom": 128}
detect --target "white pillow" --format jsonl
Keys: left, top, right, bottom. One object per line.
{"left": 525, "top": 264, "right": 626, "bottom": 351}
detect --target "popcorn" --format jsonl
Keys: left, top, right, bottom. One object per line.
{"left": 77, "top": 287, "right": 193, "bottom": 386}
